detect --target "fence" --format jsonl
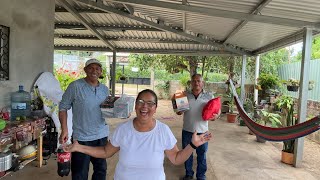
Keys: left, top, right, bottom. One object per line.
{"left": 278, "top": 59, "right": 320, "bottom": 101}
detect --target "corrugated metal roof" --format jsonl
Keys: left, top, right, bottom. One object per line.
{"left": 54, "top": 0, "right": 320, "bottom": 55}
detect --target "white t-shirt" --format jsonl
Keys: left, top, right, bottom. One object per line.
{"left": 111, "top": 119, "right": 177, "bottom": 180}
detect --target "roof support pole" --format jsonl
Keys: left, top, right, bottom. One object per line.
{"left": 240, "top": 55, "right": 247, "bottom": 104}
{"left": 254, "top": 55, "right": 260, "bottom": 105}
{"left": 111, "top": 51, "right": 117, "bottom": 97}
{"left": 294, "top": 27, "right": 312, "bottom": 167}
{"left": 182, "top": 0, "right": 187, "bottom": 32}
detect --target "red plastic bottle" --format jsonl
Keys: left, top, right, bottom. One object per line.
{"left": 57, "top": 146, "right": 71, "bottom": 177}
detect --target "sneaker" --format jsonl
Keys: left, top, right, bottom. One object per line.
{"left": 183, "top": 175, "right": 194, "bottom": 180}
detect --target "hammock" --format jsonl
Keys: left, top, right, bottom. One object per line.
{"left": 229, "top": 80, "right": 320, "bottom": 141}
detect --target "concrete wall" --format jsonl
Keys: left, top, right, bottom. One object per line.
{"left": 0, "top": 0, "right": 54, "bottom": 107}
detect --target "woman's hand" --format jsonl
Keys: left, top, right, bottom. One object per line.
{"left": 63, "top": 140, "right": 80, "bottom": 152}
{"left": 191, "top": 131, "right": 212, "bottom": 147}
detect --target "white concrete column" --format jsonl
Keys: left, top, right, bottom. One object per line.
{"left": 150, "top": 68, "right": 155, "bottom": 91}
{"left": 254, "top": 55, "right": 260, "bottom": 105}
{"left": 111, "top": 51, "right": 116, "bottom": 97}
{"left": 240, "top": 55, "right": 247, "bottom": 104}
{"left": 294, "top": 27, "right": 312, "bottom": 167}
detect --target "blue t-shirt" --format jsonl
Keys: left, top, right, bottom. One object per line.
{"left": 59, "top": 78, "right": 109, "bottom": 141}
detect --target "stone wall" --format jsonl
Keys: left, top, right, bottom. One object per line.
{"left": 305, "top": 100, "right": 320, "bottom": 143}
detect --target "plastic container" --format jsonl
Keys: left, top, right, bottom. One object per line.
{"left": 10, "top": 85, "right": 31, "bottom": 121}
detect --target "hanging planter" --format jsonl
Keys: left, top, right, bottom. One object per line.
{"left": 119, "top": 76, "right": 127, "bottom": 81}
{"left": 287, "top": 85, "right": 299, "bottom": 92}
{"left": 308, "top": 81, "right": 315, "bottom": 90}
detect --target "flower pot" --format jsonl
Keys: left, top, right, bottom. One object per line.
{"left": 226, "top": 113, "right": 237, "bottom": 123}
{"left": 281, "top": 151, "right": 294, "bottom": 165}
{"left": 287, "top": 86, "right": 299, "bottom": 92}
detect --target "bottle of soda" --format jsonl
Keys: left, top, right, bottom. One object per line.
{"left": 57, "top": 145, "right": 71, "bottom": 177}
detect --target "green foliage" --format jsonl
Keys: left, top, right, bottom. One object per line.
{"left": 128, "top": 54, "right": 159, "bottom": 71}
{"left": 260, "top": 48, "right": 291, "bottom": 74}
{"left": 283, "top": 78, "right": 300, "bottom": 87}
{"left": 293, "top": 36, "right": 320, "bottom": 60}
{"left": 256, "top": 110, "right": 282, "bottom": 128}
{"left": 54, "top": 67, "right": 84, "bottom": 91}
{"left": 257, "top": 73, "right": 281, "bottom": 90}
{"left": 179, "top": 75, "right": 190, "bottom": 88}
{"left": 155, "top": 81, "right": 170, "bottom": 99}
{"left": 275, "top": 95, "right": 296, "bottom": 153}
{"left": 226, "top": 91, "right": 235, "bottom": 113}
{"left": 205, "top": 73, "right": 228, "bottom": 82}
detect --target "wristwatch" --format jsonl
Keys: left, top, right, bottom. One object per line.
{"left": 189, "top": 141, "right": 197, "bottom": 149}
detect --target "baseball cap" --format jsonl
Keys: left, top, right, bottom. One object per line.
{"left": 85, "top": 59, "right": 102, "bottom": 68}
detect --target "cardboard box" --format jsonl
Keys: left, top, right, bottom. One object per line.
{"left": 172, "top": 92, "right": 190, "bottom": 112}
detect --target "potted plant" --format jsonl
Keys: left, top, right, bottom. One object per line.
{"left": 283, "top": 78, "right": 299, "bottom": 92}
{"left": 255, "top": 110, "right": 282, "bottom": 143}
{"left": 238, "top": 98, "right": 254, "bottom": 126}
{"left": 257, "top": 73, "right": 280, "bottom": 91}
{"left": 275, "top": 95, "right": 296, "bottom": 165}
{"left": 308, "top": 80, "right": 315, "bottom": 90}
{"left": 257, "top": 73, "right": 281, "bottom": 101}
{"left": 226, "top": 92, "right": 237, "bottom": 123}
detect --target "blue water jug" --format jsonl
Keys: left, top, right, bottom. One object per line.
{"left": 10, "top": 85, "right": 31, "bottom": 121}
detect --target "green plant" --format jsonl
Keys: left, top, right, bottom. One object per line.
{"left": 275, "top": 95, "right": 296, "bottom": 153}
{"left": 226, "top": 92, "right": 235, "bottom": 114}
{"left": 54, "top": 67, "right": 83, "bottom": 91}
{"left": 282, "top": 78, "right": 315, "bottom": 89}
{"left": 179, "top": 75, "right": 190, "bottom": 88}
{"left": 283, "top": 78, "right": 300, "bottom": 87}
{"left": 257, "top": 73, "right": 281, "bottom": 90}
{"left": 256, "top": 110, "right": 282, "bottom": 127}
{"left": 155, "top": 81, "right": 170, "bottom": 99}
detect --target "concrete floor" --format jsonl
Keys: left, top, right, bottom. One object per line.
{"left": 2, "top": 100, "right": 320, "bottom": 180}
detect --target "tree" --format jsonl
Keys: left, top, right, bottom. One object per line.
{"left": 260, "top": 48, "right": 290, "bottom": 75}
{"left": 292, "top": 36, "right": 320, "bottom": 61}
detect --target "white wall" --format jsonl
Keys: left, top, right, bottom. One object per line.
{"left": 0, "top": 0, "right": 55, "bottom": 107}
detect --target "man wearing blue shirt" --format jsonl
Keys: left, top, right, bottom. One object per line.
{"left": 59, "top": 59, "right": 109, "bottom": 180}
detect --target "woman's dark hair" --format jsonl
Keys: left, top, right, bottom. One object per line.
{"left": 136, "top": 89, "right": 158, "bottom": 107}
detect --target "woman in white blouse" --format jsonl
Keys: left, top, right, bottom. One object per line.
{"left": 64, "top": 89, "right": 212, "bottom": 180}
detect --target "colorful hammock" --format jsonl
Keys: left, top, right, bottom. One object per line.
{"left": 229, "top": 80, "right": 320, "bottom": 141}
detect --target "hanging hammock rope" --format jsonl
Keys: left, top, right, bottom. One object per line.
{"left": 229, "top": 80, "right": 320, "bottom": 142}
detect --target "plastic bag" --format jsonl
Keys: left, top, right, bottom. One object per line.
{"left": 113, "top": 94, "right": 135, "bottom": 118}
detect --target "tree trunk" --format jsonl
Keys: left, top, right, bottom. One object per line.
{"left": 186, "top": 56, "right": 198, "bottom": 78}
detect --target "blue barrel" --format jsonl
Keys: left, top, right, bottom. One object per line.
{"left": 10, "top": 85, "right": 31, "bottom": 121}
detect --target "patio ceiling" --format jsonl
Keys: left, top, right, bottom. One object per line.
{"left": 54, "top": 0, "right": 320, "bottom": 56}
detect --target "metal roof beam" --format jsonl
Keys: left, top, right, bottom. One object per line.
{"left": 123, "top": 4, "right": 134, "bottom": 14}
{"left": 252, "top": 30, "right": 320, "bottom": 55}
{"left": 54, "top": 34, "right": 200, "bottom": 44}
{"left": 109, "top": 0, "right": 320, "bottom": 29}
{"left": 58, "top": 0, "right": 115, "bottom": 50}
{"left": 55, "top": 6, "right": 107, "bottom": 13}
{"left": 54, "top": 46, "right": 234, "bottom": 56}
{"left": 76, "top": 0, "right": 250, "bottom": 55}
{"left": 54, "top": 23, "right": 163, "bottom": 31}
{"left": 223, "top": 0, "right": 272, "bottom": 43}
